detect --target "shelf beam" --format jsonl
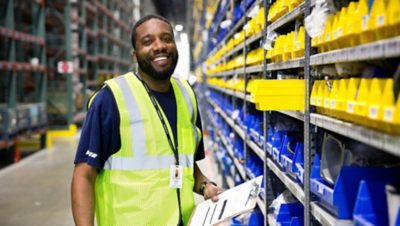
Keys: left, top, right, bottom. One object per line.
{"left": 311, "top": 113, "right": 400, "bottom": 157}
{"left": 310, "top": 37, "right": 400, "bottom": 65}
{"left": 267, "top": 58, "right": 304, "bottom": 71}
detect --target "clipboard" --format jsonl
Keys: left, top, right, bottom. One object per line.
{"left": 189, "top": 176, "right": 263, "bottom": 226}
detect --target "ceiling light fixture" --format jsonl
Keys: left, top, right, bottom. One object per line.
{"left": 175, "top": 24, "right": 183, "bottom": 32}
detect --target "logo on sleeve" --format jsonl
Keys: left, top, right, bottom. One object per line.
{"left": 85, "top": 150, "right": 98, "bottom": 159}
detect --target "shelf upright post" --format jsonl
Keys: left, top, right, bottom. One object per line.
{"left": 93, "top": 2, "right": 99, "bottom": 85}
{"left": 80, "top": 0, "right": 89, "bottom": 110}
{"left": 32, "top": 1, "right": 47, "bottom": 103}
{"left": 64, "top": 0, "right": 74, "bottom": 126}
{"left": 33, "top": 1, "right": 47, "bottom": 148}
{"left": 201, "top": 0, "right": 208, "bottom": 99}
{"left": 102, "top": 0, "right": 109, "bottom": 82}
{"left": 303, "top": 0, "right": 314, "bottom": 225}
{"left": 262, "top": 0, "right": 272, "bottom": 224}
{"left": 242, "top": 0, "right": 249, "bottom": 179}
{"left": 5, "top": 0, "right": 16, "bottom": 109}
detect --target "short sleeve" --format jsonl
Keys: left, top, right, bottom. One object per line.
{"left": 194, "top": 106, "right": 205, "bottom": 161}
{"left": 74, "top": 88, "right": 121, "bottom": 170}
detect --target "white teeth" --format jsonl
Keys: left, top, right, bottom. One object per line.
{"left": 153, "top": 56, "right": 167, "bottom": 62}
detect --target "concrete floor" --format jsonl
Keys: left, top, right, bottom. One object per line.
{"left": 0, "top": 135, "right": 221, "bottom": 226}
{"left": 0, "top": 137, "right": 78, "bottom": 226}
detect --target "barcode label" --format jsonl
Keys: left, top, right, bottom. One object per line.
{"left": 362, "top": 16, "right": 369, "bottom": 30}
{"left": 331, "top": 100, "right": 336, "bottom": 109}
{"left": 384, "top": 108, "right": 394, "bottom": 121}
{"left": 377, "top": 15, "right": 385, "bottom": 26}
{"left": 324, "top": 99, "right": 330, "bottom": 108}
{"left": 318, "top": 185, "right": 324, "bottom": 194}
{"left": 347, "top": 103, "right": 354, "bottom": 113}
{"left": 369, "top": 106, "right": 378, "bottom": 119}
{"left": 337, "top": 28, "right": 343, "bottom": 37}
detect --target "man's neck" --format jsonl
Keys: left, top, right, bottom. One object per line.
{"left": 137, "top": 70, "right": 171, "bottom": 92}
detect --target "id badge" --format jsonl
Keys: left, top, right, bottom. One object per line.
{"left": 170, "top": 165, "right": 183, "bottom": 188}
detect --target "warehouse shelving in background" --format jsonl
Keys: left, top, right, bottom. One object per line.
{"left": 0, "top": 0, "right": 140, "bottom": 168}
{"left": 0, "top": 0, "right": 47, "bottom": 167}
{"left": 46, "top": 0, "right": 136, "bottom": 129}
{"left": 192, "top": 0, "right": 400, "bottom": 225}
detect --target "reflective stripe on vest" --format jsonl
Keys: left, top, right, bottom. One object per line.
{"left": 173, "top": 79, "right": 201, "bottom": 152}
{"left": 103, "top": 75, "right": 196, "bottom": 171}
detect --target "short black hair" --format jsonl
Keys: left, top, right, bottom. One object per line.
{"left": 130, "top": 14, "right": 173, "bottom": 50}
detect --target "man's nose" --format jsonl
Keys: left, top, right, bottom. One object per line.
{"left": 153, "top": 39, "right": 167, "bottom": 51}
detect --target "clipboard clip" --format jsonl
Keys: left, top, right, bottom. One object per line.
{"left": 244, "top": 181, "right": 259, "bottom": 206}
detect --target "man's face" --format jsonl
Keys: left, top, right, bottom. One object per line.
{"left": 134, "top": 19, "right": 178, "bottom": 81}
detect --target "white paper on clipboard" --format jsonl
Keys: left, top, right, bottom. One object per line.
{"left": 189, "top": 176, "right": 263, "bottom": 226}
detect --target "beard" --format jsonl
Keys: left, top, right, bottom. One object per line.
{"left": 137, "top": 51, "right": 179, "bottom": 81}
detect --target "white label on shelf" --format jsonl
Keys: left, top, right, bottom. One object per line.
{"left": 318, "top": 184, "right": 324, "bottom": 195}
{"left": 369, "top": 106, "right": 378, "bottom": 119}
{"left": 311, "top": 98, "right": 315, "bottom": 105}
{"left": 384, "top": 108, "right": 394, "bottom": 122}
{"left": 377, "top": 15, "right": 385, "bottom": 27}
{"left": 324, "top": 99, "right": 330, "bottom": 108}
{"left": 317, "top": 99, "right": 321, "bottom": 106}
{"left": 347, "top": 103, "right": 354, "bottom": 113}
{"left": 331, "top": 100, "right": 336, "bottom": 109}
{"left": 57, "top": 61, "right": 74, "bottom": 74}
{"left": 362, "top": 15, "right": 369, "bottom": 30}
{"left": 337, "top": 28, "right": 343, "bottom": 37}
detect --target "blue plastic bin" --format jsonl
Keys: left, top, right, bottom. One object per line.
{"left": 311, "top": 154, "right": 400, "bottom": 219}
{"left": 277, "top": 134, "right": 301, "bottom": 168}
{"left": 233, "top": 4, "right": 244, "bottom": 23}
{"left": 353, "top": 181, "right": 390, "bottom": 226}
{"left": 271, "top": 130, "right": 286, "bottom": 157}
{"left": 248, "top": 207, "right": 264, "bottom": 226}
{"left": 276, "top": 202, "right": 304, "bottom": 226}
{"left": 265, "top": 127, "right": 274, "bottom": 153}
{"left": 281, "top": 142, "right": 304, "bottom": 180}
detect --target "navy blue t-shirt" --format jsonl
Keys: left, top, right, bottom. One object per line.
{"left": 74, "top": 86, "right": 205, "bottom": 170}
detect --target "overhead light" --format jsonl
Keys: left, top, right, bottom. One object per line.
{"left": 175, "top": 24, "right": 183, "bottom": 32}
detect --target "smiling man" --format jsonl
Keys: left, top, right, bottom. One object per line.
{"left": 71, "top": 15, "right": 223, "bottom": 226}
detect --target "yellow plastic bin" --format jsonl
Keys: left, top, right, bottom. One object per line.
{"left": 251, "top": 79, "right": 305, "bottom": 111}
{"left": 345, "top": 78, "right": 361, "bottom": 122}
{"left": 329, "top": 80, "right": 340, "bottom": 117}
{"left": 382, "top": 79, "right": 400, "bottom": 135}
{"left": 388, "top": 0, "right": 400, "bottom": 37}
{"left": 344, "top": 1, "right": 361, "bottom": 47}
{"left": 353, "top": 78, "right": 372, "bottom": 126}
{"left": 335, "top": 79, "right": 351, "bottom": 121}
{"left": 367, "top": 78, "right": 386, "bottom": 130}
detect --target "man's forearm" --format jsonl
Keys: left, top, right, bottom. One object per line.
{"left": 71, "top": 164, "right": 97, "bottom": 226}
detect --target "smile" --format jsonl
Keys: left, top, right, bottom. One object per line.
{"left": 153, "top": 56, "right": 168, "bottom": 62}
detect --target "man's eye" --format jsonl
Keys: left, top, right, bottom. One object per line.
{"left": 142, "top": 39, "right": 152, "bottom": 46}
{"left": 162, "top": 36, "right": 173, "bottom": 43}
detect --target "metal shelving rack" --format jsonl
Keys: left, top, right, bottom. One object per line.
{"left": 46, "top": 0, "right": 136, "bottom": 129}
{"left": 197, "top": 0, "right": 400, "bottom": 225}
{"left": 0, "top": 0, "right": 47, "bottom": 163}
{"left": 1, "top": 0, "right": 139, "bottom": 167}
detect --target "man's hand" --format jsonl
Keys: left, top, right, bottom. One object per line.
{"left": 203, "top": 183, "right": 224, "bottom": 202}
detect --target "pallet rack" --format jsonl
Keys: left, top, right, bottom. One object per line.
{"left": 46, "top": 0, "right": 136, "bottom": 128}
{"left": 1, "top": 0, "right": 139, "bottom": 167}
{"left": 0, "top": 0, "right": 47, "bottom": 166}
{"left": 193, "top": 0, "right": 400, "bottom": 225}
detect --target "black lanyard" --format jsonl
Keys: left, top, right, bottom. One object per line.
{"left": 135, "top": 73, "right": 179, "bottom": 165}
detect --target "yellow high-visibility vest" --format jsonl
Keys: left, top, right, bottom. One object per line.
{"left": 94, "top": 72, "right": 201, "bottom": 226}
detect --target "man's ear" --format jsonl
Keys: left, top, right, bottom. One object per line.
{"left": 131, "top": 49, "right": 137, "bottom": 63}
